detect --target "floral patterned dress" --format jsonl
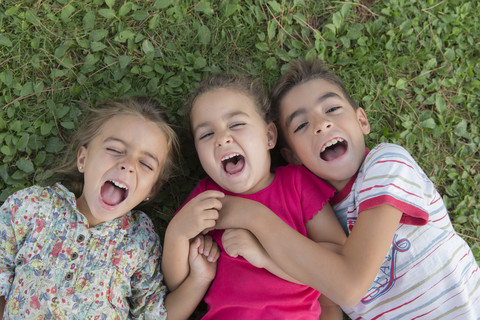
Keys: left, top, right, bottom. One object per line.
{"left": 0, "top": 183, "right": 167, "bottom": 320}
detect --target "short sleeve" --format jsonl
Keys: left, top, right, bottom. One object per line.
{"left": 357, "top": 144, "right": 430, "bottom": 225}
{"left": 129, "top": 226, "right": 167, "bottom": 320}
{"left": 292, "top": 165, "right": 336, "bottom": 223}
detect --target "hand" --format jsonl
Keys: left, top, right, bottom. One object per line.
{"left": 221, "top": 228, "right": 269, "bottom": 269}
{"left": 189, "top": 235, "right": 219, "bottom": 284}
{"left": 171, "top": 190, "right": 224, "bottom": 240}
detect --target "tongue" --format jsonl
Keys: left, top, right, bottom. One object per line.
{"left": 225, "top": 157, "right": 245, "bottom": 175}
{"left": 322, "top": 144, "right": 347, "bottom": 161}
{"left": 101, "top": 182, "right": 124, "bottom": 206}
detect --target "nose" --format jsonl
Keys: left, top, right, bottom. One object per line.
{"left": 120, "top": 156, "right": 135, "bottom": 173}
{"left": 313, "top": 116, "right": 332, "bottom": 134}
{"left": 216, "top": 130, "right": 232, "bottom": 147}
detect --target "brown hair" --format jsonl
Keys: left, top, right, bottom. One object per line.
{"left": 183, "top": 73, "right": 270, "bottom": 135}
{"left": 56, "top": 96, "right": 180, "bottom": 199}
{"left": 269, "top": 58, "right": 359, "bottom": 124}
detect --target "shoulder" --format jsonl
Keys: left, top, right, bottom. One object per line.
{"left": 276, "top": 164, "right": 335, "bottom": 199}
{"left": 2, "top": 183, "right": 73, "bottom": 212}
{"left": 125, "top": 210, "right": 160, "bottom": 244}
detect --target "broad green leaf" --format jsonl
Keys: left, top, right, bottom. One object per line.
{"left": 119, "top": 55, "right": 132, "bottom": 69}
{"left": 195, "top": 1, "right": 214, "bottom": 16}
{"left": 332, "top": 12, "right": 343, "bottom": 31}
{"left": 255, "top": 42, "right": 269, "bottom": 52}
{"left": 0, "top": 146, "right": 12, "bottom": 156}
{"left": 167, "top": 76, "right": 183, "bottom": 88}
{"left": 25, "top": 10, "right": 40, "bottom": 26}
{"left": 421, "top": 118, "right": 436, "bottom": 129}
{"left": 98, "top": 9, "right": 116, "bottom": 19}
{"left": 267, "top": 20, "right": 277, "bottom": 40}
{"left": 119, "top": 2, "right": 133, "bottom": 16}
{"left": 61, "top": 4, "right": 75, "bottom": 21}
{"left": 155, "top": 0, "right": 174, "bottom": 9}
{"left": 105, "top": 0, "right": 115, "bottom": 9}
{"left": 197, "top": 25, "right": 211, "bottom": 45}
{"left": 149, "top": 14, "right": 160, "bottom": 29}
{"left": 396, "top": 78, "right": 408, "bottom": 89}
{"left": 41, "top": 122, "right": 52, "bottom": 135}
{"left": 34, "top": 151, "right": 47, "bottom": 166}
{"left": 194, "top": 57, "right": 207, "bottom": 69}
{"left": 20, "top": 82, "right": 34, "bottom": 97}
{"left": 83, "top": 11, "right": 96, "bottom": 29}
{"left": 91, "top": 29, "right": 109, "bottom": 42}
{"left": 16, "top": 159, "right": 34, "bottom": 174}
{"left": 454, "top": 120, "right": 468, "bottom": 138}
{"left": 268, "top": 1, "right": 282, "bottom": 14}
{"left": 435, "top": 94, "right": 447, "bottom": 114}
{"left": 91, "top": 41, "right": 107, "bottom": 52}
{"left": 445, "top": 48, "right": 455, "bottom": 62}
{"left": 45, "top": 137, "right": 64, "bottom": 153}
{"left": 142, "top": 40, "right": 155, "bottom": 54}
{"left": 0, "top": 35, "right": 12, "bottom": 47}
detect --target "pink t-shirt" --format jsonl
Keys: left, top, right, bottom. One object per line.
{"left": 181, "top": 165, "right": 335, "bottom": 319}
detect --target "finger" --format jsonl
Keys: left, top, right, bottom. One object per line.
{"left": 208, "top": 241, "right": 221, "bottom": 262}
{"left": 203, "top": 234, "right": 213, "bottom": 256}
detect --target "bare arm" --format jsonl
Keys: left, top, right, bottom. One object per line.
{"left": 162, "top": 190, "right": 223, "bottom": 291}
{"left": 216, "top": 196, "right": 401, "bottom": 307}
{"left": 221, "top": 228, "right": 303, "bottom": 284}
{"left": 165, "top": 236, "right": 219, "bottom": 319}
{"left": 0, "top": 296, "right": 5, "bottom": 318}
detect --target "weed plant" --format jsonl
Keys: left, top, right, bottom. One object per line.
{"left": 1, "top": 0, "right": 479, "bottom": 274}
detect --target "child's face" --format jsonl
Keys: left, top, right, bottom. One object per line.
{"left": 76, "top": 114, "right": 168, "bottom": 226}
{"left": 191, "top": 88, "right": 276, "bottom": 194}
{"left": 279, "top": 79, "right": 370, "bottom": 191}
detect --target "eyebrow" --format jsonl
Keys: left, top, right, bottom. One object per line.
{"left": 104, "top": 137, "right": 160, "bottom": 167}
{"left": 284, "top": 92, "right": 342, "bottom": 128}
{"left": 193, "top": 110, "right": 249, "bottom": 135}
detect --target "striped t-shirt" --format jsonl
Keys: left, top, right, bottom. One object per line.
{"left": 331, "top": 143, "right": 480, "bottom": 320}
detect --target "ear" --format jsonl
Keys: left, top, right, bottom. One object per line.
{"left": 280, "top": 147, "right": 302, "bottom": 165}
{"left": 77, "top": 146, "right": 87, "bottom": 173}
{"left": 356, "top": 108, "right": 371, "bottom": 135}
{"left": 266, "top": 122, "right": 278, "bottom": 150}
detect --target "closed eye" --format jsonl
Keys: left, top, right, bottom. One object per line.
{"left": 106, "top": 147, "right": 123, "bottom": 154}
{"left": 327, "top": 106, "right": 341, "bottom": 113}
{"left": 199, "top": 132, "right": 213, "bottom": 140}
{"left": 230, "top": 122, "right": 246, "bottom": 129}
{"left": 293, "top": 122, "right": 308, "bottom": 133}
{"left": 140, "top": 161, "right": 154, "bottom": 171}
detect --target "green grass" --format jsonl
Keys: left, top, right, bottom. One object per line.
{"left": 1, "top": 0, "right": 479, "bottom": 266}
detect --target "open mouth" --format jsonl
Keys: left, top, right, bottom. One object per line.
{"left": 101, "top": 180, "right": 128, "bottom": 206}
{"left": 221, "top": 153, "right": 245, "bottom": 175}
{"left": 320, "top": 138, "right": 348, "bottom": 161}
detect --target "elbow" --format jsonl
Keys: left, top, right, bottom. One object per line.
{"left": 325, "top": 277, "right": 369, "bottom": 308}
{"left": 336, "top": 283, "right": 369, "bottom": 308}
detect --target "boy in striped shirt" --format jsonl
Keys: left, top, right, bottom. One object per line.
{"left": 216, "top": 58, "right": 480, "bottom": 319}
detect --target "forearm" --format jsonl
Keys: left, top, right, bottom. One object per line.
{"left": 262, "top": 257, "right": 303, "bottom": 285}
{"left": 162, "top": 227, "right": 191, "bottom": 291}
{"left": 164, "top": 273, "right": 210, "bottom": 320}
{"left": 241, "top": 204, "right": 400, "bottom": 307}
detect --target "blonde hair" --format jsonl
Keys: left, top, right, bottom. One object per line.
{"left": 56, "top": 96, "right": 179, "bottom": 199}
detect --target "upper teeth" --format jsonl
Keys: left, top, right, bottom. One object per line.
{"left": 222, "top": 153, "right": 240, "bottom": 161}
{"left": 321, "top": 138, "right": 344, "bottom": 153}
{"left": 112, "top": 180, "right": 128, "bottom": 190}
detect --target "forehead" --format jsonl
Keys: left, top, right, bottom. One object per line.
{"left": 191, "top": 88, "right": 261, "bottom": 123}
{"left": 280, "top": 79, "right": 347, "bottom": 115}
{"left": 98, "top": 114, "right": 168, "bottom": 156}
